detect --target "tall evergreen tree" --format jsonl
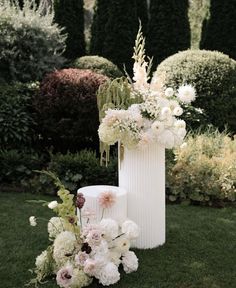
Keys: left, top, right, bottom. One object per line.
{"left": 102, "top": 0, "right": 139, "bottom": 73}
{"left": 200, "top": 0, "right": 236, "bottom": 59}
{"left": 147, "top": 0, "right": 191, "bottom": 69}
{"left": 90, "top": 0, "right": 108, "bottom": 55}
{"left": 54, "top": 0, "right": 85, "bottom": 60}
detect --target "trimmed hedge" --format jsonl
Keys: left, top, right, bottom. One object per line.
{"left": 73, "top": 56, "right": 123, "bottom": 79}
{"left": 156, "top": 50, "right": 236, "bottom": 132}
{"left": 0, "top": 82, "right": 39, "bottom": 149}
{"left": 34, "top": 68, "right": 108, "bottom": 152}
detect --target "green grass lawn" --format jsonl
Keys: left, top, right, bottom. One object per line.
{"left": 0, "top": 192, "right": 235, "bottom": 288}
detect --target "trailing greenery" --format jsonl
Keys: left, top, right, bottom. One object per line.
{"left": 54, "top": 0, "right": 85, "bottom": 60}
{"left": 200, "top": 0, "right": 236, "bottom": 60}
{"left": 156, "top": 50, "right": 236, "bottom": 133}
{"left": 167, "top": 129, "right": 236, "bottom": 206}
{"left": 73, "top": 56, "right": 123, "bottom": 79}
{"left": 1, "top": 192, "right": 236, "bottom": 287}
{"left": 147, "top": 0, "right": 191, "bottom": 68}
{"left": 97, "top": 77, "right": 143, "bottom": 163}
{"left": 34, "top": 68, "right": 108, "bottom": 152}
{"left": 0, "top": 82, "right": 39, "bottom": 149}
{"left": 0, "top": 0, "right": 66, "bottom": 82}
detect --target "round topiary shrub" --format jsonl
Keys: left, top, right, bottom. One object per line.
{"left": 155, "top": 50, "right": 236, "bottom": 133}
{"left": 73, "top": 56, "right": 123, "bottom": 79}
{"left": 34, "top": 68, "right": 108, "bottom": 152}
{"left": 0, "top": 0, "right": 66, "bottom": 82}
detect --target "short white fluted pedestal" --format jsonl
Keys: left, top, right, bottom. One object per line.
{"left": 119, "top": 144, "right": 165, "bottom": 249}
{"left": 77, "top": 185, "right": 127, "bottom": 225}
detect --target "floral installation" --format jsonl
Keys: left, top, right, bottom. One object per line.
{"left": 27, "top": 171, "right": 139, "bottom": 287}
{"left": 98, "top": 25, "right": 196, "bottom": 154}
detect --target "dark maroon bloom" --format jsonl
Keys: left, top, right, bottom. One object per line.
{"left": 68, "top": 217, "right": 75, "bottom": 224}
{"left": 76, "top": 193, "right": 86, "bottom": 209}
{"left": 81, "top": 242, "right": 92, "bottom": 254}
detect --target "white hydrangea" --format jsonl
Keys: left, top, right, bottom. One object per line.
{"left": 53, "top": 231, "right": 77, "bottom": 267}
{"left": 121, "top": 220, "right": 139, "bottom": 240}
{"left": 158, "top": 130, "right": 175, "bottom": 149}
{"left": 48, "top": 217, "right": 65, "bottom": 239}
{"left": 97, "top": 262, "right": 120, "bottom": 286}
{"left": 122, "top": 251, "right": 139, "bottom": 274}
{"left": 70, "top": 268, "right": 92, "bottom": 288}
{"left": 100, "top": 218, "right": 119, "bottom": 240}
{"left": 35, "top": 250, "right": 48, "bottom": 271}
{"left": 98, "top": 123, "right": 118, "bottom": 145}
{"left": 177, "top": 85, "right": 196, "bottom": 104}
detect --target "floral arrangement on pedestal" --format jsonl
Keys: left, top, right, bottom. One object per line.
{"left": 97, "top": 25, "right": 196, "bottom": 161}
{"left": 27, "top": 172, "right": 139, "bottom": 287}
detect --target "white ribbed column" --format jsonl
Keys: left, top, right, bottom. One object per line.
{"left": 119, "top": 144, "right": 165, "bottom": 249}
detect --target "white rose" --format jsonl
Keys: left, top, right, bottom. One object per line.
{"left": 173, "top": 106, "right": 183, "bottom": 116}
{"left": 100, "top": 218, "right": 119, "bottom": 240}
{"left": 164, "top": 87, "right": 174, "bottom": 97}
{"left": 151, "top": 121, "right": 164, "bottom": 135}
{"left": 48, "top": 200, "right": 58, "bottom": 209}
{"left": 29, "top": 216, "right": 37, "bottom": 226}
{"left": 121, "top": 220, "right": 139, "bottom": 240}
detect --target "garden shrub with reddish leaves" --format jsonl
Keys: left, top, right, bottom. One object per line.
{"left": 34, "top": 68, "right": 108, "bottom": 152}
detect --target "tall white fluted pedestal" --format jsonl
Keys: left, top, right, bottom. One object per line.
{"left": 119, "top": 144, "right": 165, "bottom": 249}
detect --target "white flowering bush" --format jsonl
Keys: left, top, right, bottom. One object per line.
{"left": 98, "top": 26, "right": 196, "bottom": 156}
{"left": 27, "top": 171, "right": 139, "bottom": 287}
{"left": 0, "top": 0, "right": 66, "bottom": 82}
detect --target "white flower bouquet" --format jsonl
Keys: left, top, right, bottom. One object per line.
{"left": 27, "top": 172, "right": 139, "bottom": 287}
{"left": 98, "top": 26, "right": 196, "bottom": 154}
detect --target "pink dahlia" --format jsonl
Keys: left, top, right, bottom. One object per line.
{"left": 98, "top": 190, "right": 116, "bottom": 209}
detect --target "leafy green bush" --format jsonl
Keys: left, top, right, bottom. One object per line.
{"left": 34, "top": 68, "right": 108, "bottom": 152}
{"left": 0, "top": 0, "right": 66, "bottom": 82}
{"left": 73, "top": 56, "right": 123, "bottom": 79}
{"left": 167, "top": 130, "right": 236, "bottom": 206}
{"left": 156, "top": 50, "right": 236, "bottom": 132}
{"left": 0, "top": 149, "right": 45, "bottom": 185}
{"left": 0, "top": 82, "right": 39, "bottom": 149}
{"left": 24, "top": 150, "right": 118, "bottom": 194}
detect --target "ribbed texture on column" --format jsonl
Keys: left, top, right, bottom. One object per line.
{"left": 119, "top": 144, "right": 165, "bottom": 249}
{"left": 77, "top": 185, "right": 127, "bottom": 225}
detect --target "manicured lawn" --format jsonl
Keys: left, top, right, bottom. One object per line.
{"left": 0, "top": 192, "right": 235, "bottom": 288}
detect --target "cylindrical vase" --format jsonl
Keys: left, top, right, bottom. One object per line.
{"left": 77, "top": 185, "right": 127, "bottom": 225}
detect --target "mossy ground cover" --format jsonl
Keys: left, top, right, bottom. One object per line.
{"left": 0, "top": 192, "right": 235, "bottom": 288}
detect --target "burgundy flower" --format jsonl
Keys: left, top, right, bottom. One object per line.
{"left": 81, "top": 242, "right": 92, "bottom": 254}
{"left": 76, "top": 193, "right": 86, "bottom": 209}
